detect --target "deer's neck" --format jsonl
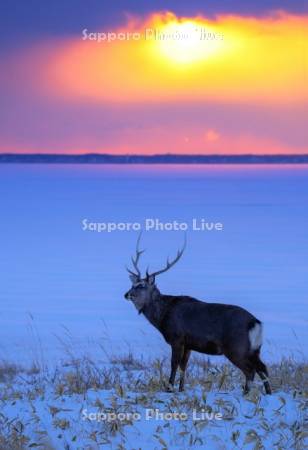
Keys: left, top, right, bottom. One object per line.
{"left": 142, "top": 289, "right": 168, "bottom": 331}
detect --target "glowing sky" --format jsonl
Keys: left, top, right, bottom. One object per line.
{"left": 0, "top": 1, "right": 307, "bottom": 154}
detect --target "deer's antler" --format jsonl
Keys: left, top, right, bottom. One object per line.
{"left": 126, "top": 232, "right": 144, "bottom": 278}
{"left": 147, "top": 234, "right": 186, "bottom": 278}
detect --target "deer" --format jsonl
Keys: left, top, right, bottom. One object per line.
{"left": 124, "top": 235, "right": 272, "bottom": 395}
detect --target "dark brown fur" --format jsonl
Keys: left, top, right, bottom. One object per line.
{"left": 125, "top": 285, "right": 271, "bottom": 394}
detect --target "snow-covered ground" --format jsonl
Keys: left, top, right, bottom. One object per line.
{"left": 0, "top": 355, "right": 307, "bottom": 449}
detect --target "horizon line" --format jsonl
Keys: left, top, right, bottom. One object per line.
{"left": 1, "top": 152, "right": 308, "bottom": 156}
{"left": 1, "top": 153, "right": 308, "bottom": 164}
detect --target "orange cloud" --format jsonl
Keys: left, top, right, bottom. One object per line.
{"left": 205, "top": 129, "right": 220, "bottom": 142}
{"left": 1, "top": 11, "right": 307, "bottom": 155}
{"left": 27, "top": 11, "right": 307, "bottom": 105}
{"left": 119, "top": 130, "right": 306, "bottom": 155}
{"left": 0, "top": 125, "right": 305, "bottom": 154}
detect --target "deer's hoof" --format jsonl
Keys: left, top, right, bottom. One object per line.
{"left": 243, "top": 386, "right": 250, "bottom": 395}
{"left": 164, "top": 383, "right": 175, "bottom": 393}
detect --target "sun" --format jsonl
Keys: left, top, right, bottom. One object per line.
{"left": 155, "top": 19, "right": 224, "bottom": 65}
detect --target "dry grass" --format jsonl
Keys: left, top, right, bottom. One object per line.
{"left": 1, "top": 354, "right": 307, "bottom": 397}
{"left": 0, "top": 353, "right": 307, "bottom": 449}
{"left": 0, "top": 361, "right": 23, "bottom": 383}
{"left": 110, "top": 351, "right": 146, "bottom": 370}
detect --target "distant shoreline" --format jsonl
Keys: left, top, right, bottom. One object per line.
{"left": 1, "top": 153, "right": 308, "bottom": 164}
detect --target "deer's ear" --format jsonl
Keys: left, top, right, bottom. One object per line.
{"left": 129, "top": 274, "right": 139, "bottom": 284}
{"left": 147, "top": 274, "right": 155, "bottom": 285}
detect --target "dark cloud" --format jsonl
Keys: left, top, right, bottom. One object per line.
{"left": 0, "top": 0, "right": 307, "bottom": 53}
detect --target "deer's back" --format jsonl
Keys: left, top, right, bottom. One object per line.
{"left": 160, "top": 295, "right": 258, "bottom": 354}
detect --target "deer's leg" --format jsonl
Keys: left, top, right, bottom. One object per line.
{"left": 167, "top": 344, "right": 183, "bottom": 391}
{"left": 248, "top": 350, "right": 272, "bottom": 395}
{"left": 257, "top": 370, "right": 272, "bottom": 395}
{"left": 254, "top": 356, "right": 272, "bottom": 395}
{"left": 225, "top": 352, "right": 255, "bottom": 394}
{"left": 179, "top": 348, "right": 191, "bottom": 392}
{"left": 243, "top": 367, "right": 256, "bottom": 394}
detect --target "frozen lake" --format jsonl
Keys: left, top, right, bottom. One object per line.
{"left": 0, "top": 164, "right": 307, "bottom": 363}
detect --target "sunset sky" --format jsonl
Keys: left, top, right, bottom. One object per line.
{"left": 0, "top": 0, "right": 307, "bottom": 154}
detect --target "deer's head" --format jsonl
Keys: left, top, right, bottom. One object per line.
{"left": 124, "top": 234, "right": 186, "bottom": 313}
